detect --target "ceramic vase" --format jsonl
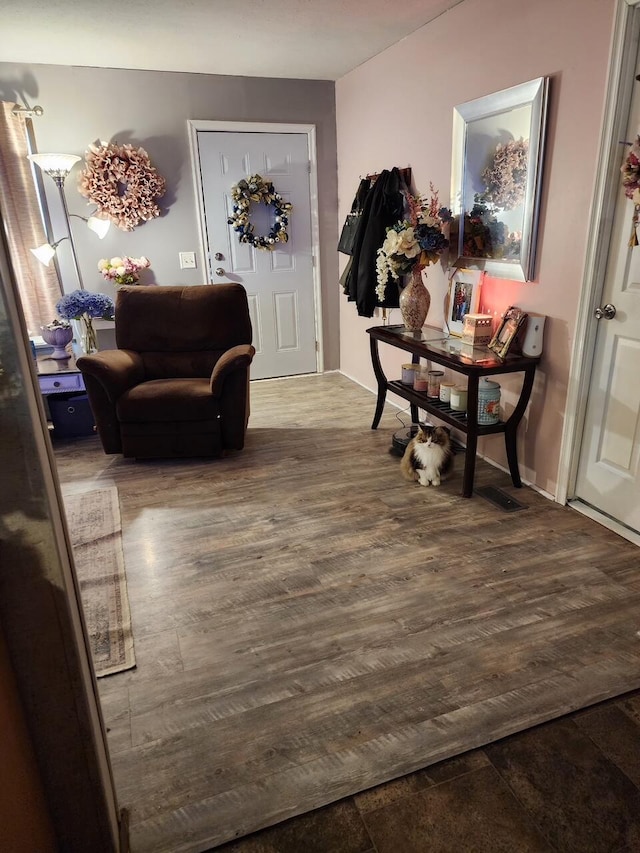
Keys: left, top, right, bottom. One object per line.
{"left": 400, "top": 266, "right": 430, "bottom": 331}
{"left": 40, "top": 324, "right": 73, "bottom": 359}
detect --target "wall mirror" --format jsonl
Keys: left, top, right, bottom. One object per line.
{"left": 450, "top": 77, "right": 548, "bottom": 282}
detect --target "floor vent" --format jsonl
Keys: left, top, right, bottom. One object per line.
{"left": 475, "top": 485, "right": 527, "bottom": 512}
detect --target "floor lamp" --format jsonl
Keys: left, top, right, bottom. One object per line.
{"left": 27, "top": 153, "right": 109, "bottom": 291}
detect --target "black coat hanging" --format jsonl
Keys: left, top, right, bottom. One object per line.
{"left": 338, "top": 177, "right": 371, "bottom": 256}
{"left": 343, "top": 167, "right": 407, "bottom": 318}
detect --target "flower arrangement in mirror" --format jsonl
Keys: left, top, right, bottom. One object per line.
{"left": 481, "top": 138, "right": 528, "bottom": 211}
{"left": 227, "top": 174, "right": 292, "bottom": 250}
{"left": 621, "top": 135, "right": 640, "bottom": 247}
{"left": 98, "top": 256, "right": 151, "bottom": 286}
{"left": 461, "top": 197, "right": 522, "bottom": 261}
{"left": 458, "top": 138, "right": 529, "bottom": 262}
{"left": 78, "top": 141, "right": 166, "bottom": 232}
{"left": 56, "top": 290, "right": 115, "bottom": 355}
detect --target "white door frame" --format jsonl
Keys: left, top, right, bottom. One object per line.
{"left": 187, "top": 120, "right": 324, "bottom": 374}
{"left": 557, "top": 0, "right": 640, "bottom": 511}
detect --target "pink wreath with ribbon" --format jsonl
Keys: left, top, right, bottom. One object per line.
{"left": 78, "top": 141, "right": 166, "bottom": 232}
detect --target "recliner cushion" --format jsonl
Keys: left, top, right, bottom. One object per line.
{"left": 139, "top": 350, "right": 223, "bottom": 380}
{"left": 116, "top": 379, "right": 220, "bottom": 423}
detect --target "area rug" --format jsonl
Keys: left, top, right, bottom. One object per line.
{"left": 63, "top": 487, "right": 136, "bottom": 677}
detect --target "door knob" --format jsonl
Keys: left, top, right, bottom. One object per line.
{"left": 215, "top": 267, "right": 225, "bottom": 276}
{"left": 214, "top": 252, "right": 224, "bottom": 261}
{"left": 594, "top": 303, "right": 616, "bottom": 320}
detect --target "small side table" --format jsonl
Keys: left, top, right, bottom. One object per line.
{"left": 36, "top": 354, "right": 86, "bottom": 397}
{"left": 36, "top": 355, "right": 93, "bottom": 438}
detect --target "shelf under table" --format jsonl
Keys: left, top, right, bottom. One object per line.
{"left": 367, "top": 325, "right": 540, "bottom": 497}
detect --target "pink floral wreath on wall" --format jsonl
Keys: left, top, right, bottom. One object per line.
{"left": 78, "top": 141, "right": 166, "bottom": 232}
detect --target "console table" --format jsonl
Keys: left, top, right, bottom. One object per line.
{"left": 367, "top": 325, "right": 540, "bottom": 498}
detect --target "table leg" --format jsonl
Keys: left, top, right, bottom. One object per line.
{"left": 505, "top": 426, "right": 522, "bottom": 488}
{"left": 503, "top": 365, "right": 536, "bottom": 488}
{"left": 369, "top": 336, "right": 387, "bottom": 429}
{"left": 462, "top": 375, "right": 480, "bottom": 498}
{"left": 410, "top": 354, "right": 420, "bottom": 424}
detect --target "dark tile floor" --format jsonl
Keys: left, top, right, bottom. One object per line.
{"left": 214, "top": 689, "right": 640, "bottom": 853}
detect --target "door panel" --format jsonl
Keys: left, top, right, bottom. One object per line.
{"left": 575, "top": 37, "right": 640, "bottom": 532}
{"left": 598, "top": 336, "right": 640, "bottom": 474}
{"left": 196, "top": 130, "right": 317, "bottom": 380}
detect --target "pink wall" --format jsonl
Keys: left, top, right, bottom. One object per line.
{"left": 336, "top": 0, "right": 615, "bottom": 498}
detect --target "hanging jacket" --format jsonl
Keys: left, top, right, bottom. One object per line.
{"left": 337, "top": 177, "right": 371, "bottom": 255}
{"left": 344, "top": 168, "right": 406, "bottom": 318}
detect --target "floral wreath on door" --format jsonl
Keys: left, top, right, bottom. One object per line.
{"left": 227, "top": 174, "right": 292, "bottom": 250}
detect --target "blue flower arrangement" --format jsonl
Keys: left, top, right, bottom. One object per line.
{"left": 56, "top": 290, "right": 115, "bottom": 321}
{"left": 55, "top": 290, "right": 114, "bottom": 354}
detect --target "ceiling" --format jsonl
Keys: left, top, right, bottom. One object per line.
{"left": 2, "top": 0, "right": 464, "bottom": 81}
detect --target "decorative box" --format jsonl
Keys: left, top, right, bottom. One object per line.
{"left": 48, "top": 393, "right": 95, "bottom": 438}
{"left": 461, "top": 314, "right": 493, "bottom": 346}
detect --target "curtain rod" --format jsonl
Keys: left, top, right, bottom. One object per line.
{"left": 12, "top": 104, "right": 44, "bottom": 118}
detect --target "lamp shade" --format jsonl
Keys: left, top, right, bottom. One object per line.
{"left": 86, "top": 216, "right": 110, "bottom": 239}
{"left": 27, "top": 153, "right": 81, "bottom": 178}
{"left": 30, "top": 243, "right": 57, "bottom": 266}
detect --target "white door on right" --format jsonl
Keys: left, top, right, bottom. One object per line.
{"left": 575, "top": 44, "right": 640, "bottom": 534}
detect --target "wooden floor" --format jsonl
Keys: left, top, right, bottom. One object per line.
{"left": 214, "top": 690, "right": 640, "bottom": 853}
{"left": 53, "top": 373, "right": 640, "bottom": 853}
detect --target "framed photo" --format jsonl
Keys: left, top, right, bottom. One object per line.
{"left": 445, "top": 269, "right": 481, "bottom": 337}
{"left": 450, "top": 77, "right": 548, "bottom": 282}
{"left": 488, "top": 306, "right": 528, "bottom": 359}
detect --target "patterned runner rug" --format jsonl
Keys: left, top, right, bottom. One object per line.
{"left": 63, "top": 487, "right": 136, "bottom": 677}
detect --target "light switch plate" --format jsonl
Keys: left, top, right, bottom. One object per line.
{"left": 179, "top": 252, "right": 197, "bottom": 269}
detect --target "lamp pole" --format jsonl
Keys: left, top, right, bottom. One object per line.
{"left": 27, "top": 154, "right": 85, "bottom": 291}
{"left": 51, "top": 174, "right": 85, "bottom": 291}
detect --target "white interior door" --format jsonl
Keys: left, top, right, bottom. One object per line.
{"left": 195, "top": 129, "right": 318, "bottom": 380}
{"left": 574, "top": 41, "right": 640, "bottom": 534}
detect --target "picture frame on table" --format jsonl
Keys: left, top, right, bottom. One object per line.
{"left": 446, "top": 269, "right": 481, "bottom": 337}
{"left": 449, "top": 76, "right": 548, "bottom": 282}
{"left": 488, "top": 306, "right": 528, "bottom": 359}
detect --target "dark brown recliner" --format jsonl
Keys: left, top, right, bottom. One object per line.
{"left": 77, "top": 284, "right": 255, "bottom": 459}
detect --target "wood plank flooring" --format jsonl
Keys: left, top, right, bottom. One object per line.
{"left": 52, "top": 373, "right": 640, "bottom": 853}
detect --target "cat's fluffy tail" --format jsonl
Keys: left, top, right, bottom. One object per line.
{"left": 400, "top": 447, "right": 419, "bottom": 481}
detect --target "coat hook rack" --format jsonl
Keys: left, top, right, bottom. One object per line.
{"left": 365, "top": 167, "right": 412, "bottom": 187}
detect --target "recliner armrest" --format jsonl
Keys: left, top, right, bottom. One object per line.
{"left": 209, "top": 344, "right": 256, "bottom": 395}
{"left": 76, "top": 349, "right": 145, "bottom": 402}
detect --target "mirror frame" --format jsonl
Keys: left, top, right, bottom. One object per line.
{"left": 450, "top": 77, "right": 549, "bottom": 282}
